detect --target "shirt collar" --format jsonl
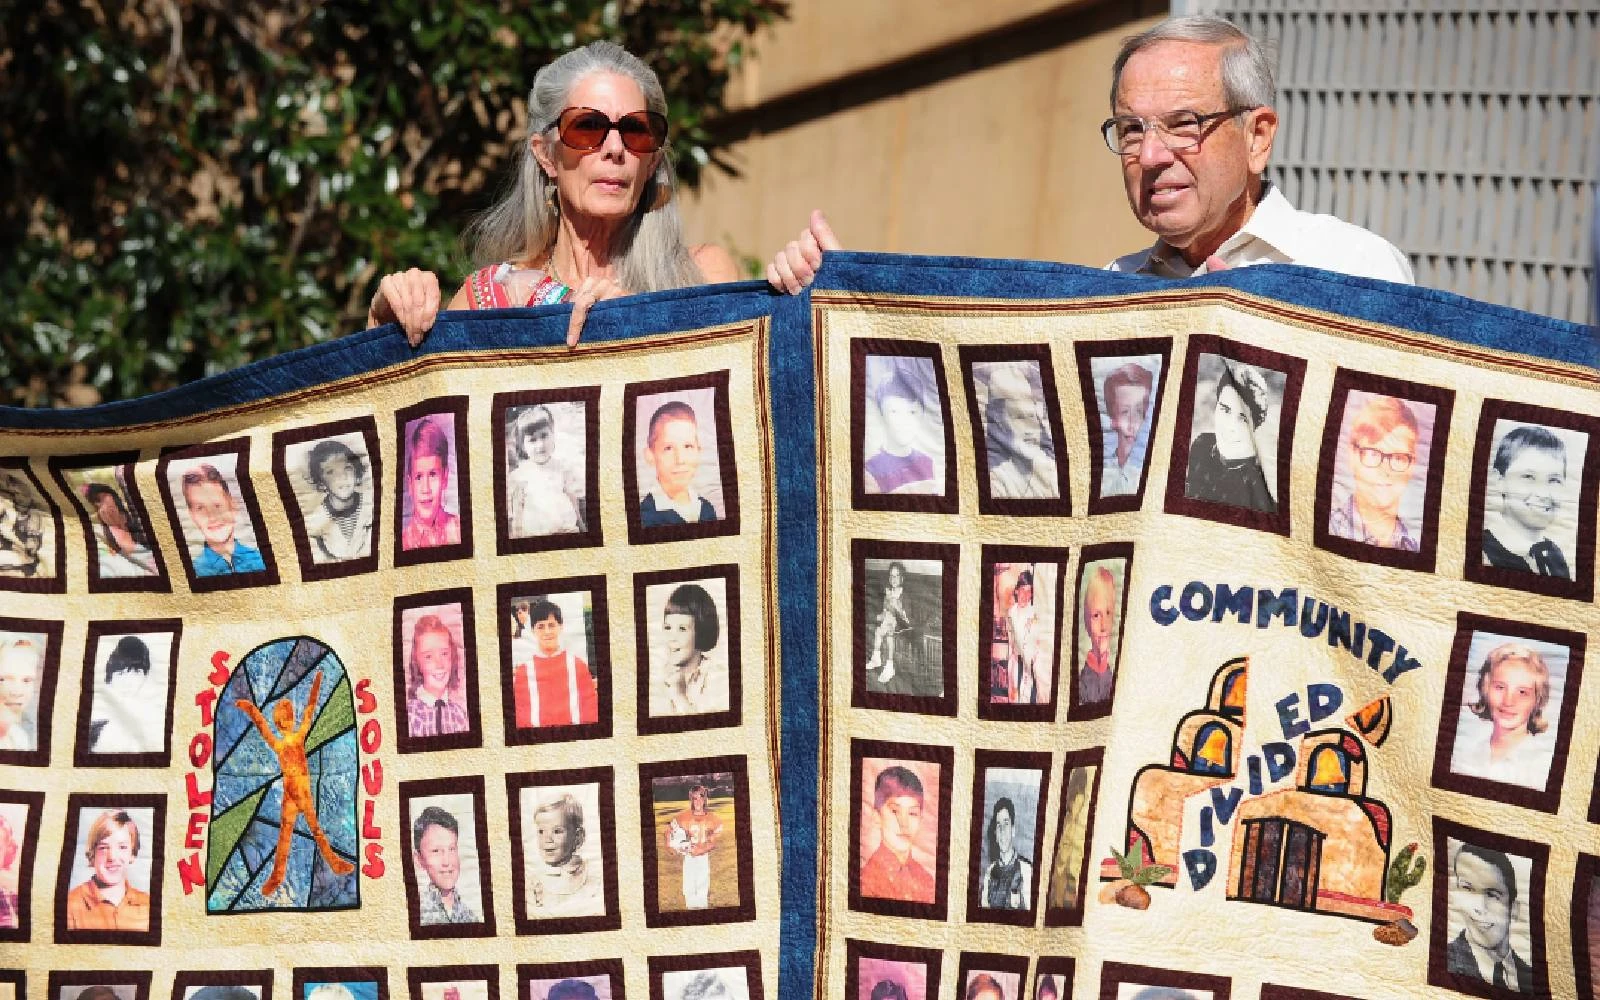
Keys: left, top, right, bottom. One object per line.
{"left": 1464, "top": 932, "right": 1514, "bottom": 985}
{"left": 1139, "top": 180, "right": 1291, "bottom": 275}
{"left": 647, "top": 484, "right": 705, "bottom": 522}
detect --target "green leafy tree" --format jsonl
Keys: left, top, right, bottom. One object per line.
{"left": 0, "top": 0, "right": 785, "bottom": 407}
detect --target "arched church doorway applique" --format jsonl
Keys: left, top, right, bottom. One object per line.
{"left": 205, "top": 636, "right": 360, "bottom": 912}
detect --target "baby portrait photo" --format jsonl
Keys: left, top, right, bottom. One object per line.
{"left": 513, "top": 776, "right": 612, "bottom": 927}
{"left": 277, "top": 424, "right": 379, "bottom": 573}
{"left": 638, "top": 566, "right": 740, "bottom": 732}
{"left": 962, "top": 349, "right": 1067, "bottom": 509}
{"left": 858, "top": 349, "right": 950, "bottom": 503}
{"left": 397, "top": 405, "right": 469, "bottom": 558}
{"left": 1087, "top": 350, "right": 1165, "bottom": 503}
{"left": 625, "top": 372, "right": 739, "bottom": 543}
{"left": 77, "top": 624, "right": 178, "bottom": 764}
{"left": 502, "top": 399, "right": 590, "bottom": 542}
{"left": 0, "top": 462, "right": 59, "bottom": 587}
{"left": 53, "top": 457, "right": 163, "bottom": 585}
{"left": 162, "top": 447, "right": 274, "bottom": 586}
{"left": 503, "top": 585, "right": 604, "bottom": 739}
{"left": 396, "top": 594, "right": 477, "bottom": 747}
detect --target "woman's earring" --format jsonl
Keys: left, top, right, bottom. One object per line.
{"left": 545, "top": 177, "right": 559, "bottom": 214}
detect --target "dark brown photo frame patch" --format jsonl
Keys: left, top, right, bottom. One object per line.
{"left": 634, "top": 563, "right": 743, "bottom": 736}
{"left": 73, "top": 618, "right": 182, "bottom": 768}
{"left": 637, "top": 754, "right": 756, "bottom": 929}
{"left": 957, "top": 344, "right": 1071, "bottom": 516}
{"left": 1312, "top": 369, "right": 1455, "bottom": 573}
{"left": 848, "top": 737, "right": 955, "bottom": 922}
{"left": 1032, "top": 958, "right": 1074, "bottom": 1000}
{"left": 1043, "top": 746, "right": 1105, "bottom": 928}
{"left": 1164, "top": 335, "right": 1306, "bottom": 536}
{"left": 955, "top": 952, "right": 1029, "bottom": 1000}
{"left": 0, "top": 788, "right": 44, "bottom": 942}
{"left": 505, "top": 765, "right": 621, "bottom": 935}
{"left": 291, "top": 969, "right": 388, "bottom": 1000}
{"left": 1259, "top": 986, "right": 1368, "bottom": 1000}
{"left": 392, "top": 587, "right": 484, "bottom": 754}
{"left": 1429, "top": 612, "right": 1585, "bottom": 815}
{"left": 53, "top": 791, "right": 166, "bottom": 946}
{"left": 397, "top": 775, "right": 497, "bottom": 939}
{"left": 1573, "top": 853, "right": 1600, "bottom": 1000}
{"left": 1463, "top": 398, "right": 1600, "bottom": 601}
{"left": 47, "top": 971, "right": 152, "bottom": 1000}
{"left": 1066, "top": 541, "right": 1135, "bottom": 723}
{"left": 0, "top": 970, "right": 21, "bottom": 1000}
{"left": 1097, "top": 961, "right": 1232, "bottom": 1000}
{"left": 851, "top": 338, "right": 959, "bottom": 514}
{"left": 0, "top": 457, "right": 65, "bottom": 595}
{"left": 271, "top": 416, "right": 383, "bottom": 582}
{"left": 1428, "top": 817, "right": 1550, "bottom": 999}
{"left": 0, "top": 615, "right": 64, "bottom": 768}
{"left": 1076, "top": 338, "right": 1174, "bottom": 515}
{"left": 517, "top": 961, "right": 624, "bottom": 1000}
{"left": 496, "top": 575, "right": 612, "bottom": 746}
{"left": 172, "top": 970, "right": 274, "bottom": 1000}
{"left": 647, "top": 951, "right": 762, "bottom": 1000}
{"left": 47, "top": 450, "right": 170, "bottom": 593}
{"left": 492, "top": 386, "right": 604, "bottom": 555}
{"left": 966, "top": 748, "right": 1052, "bottom": 927}
{"left": 408, "top": 966, "right": 498, "bottom": 1000}
{"left": 155, "top": 437, "right": 280, "bottom": 593}
{"left": 622, "top": 369, "right": 742, "bottom": 545}
{"left": 852, "top": 538, "right": 959, "bottom": 717}
{"left": 977, "top": 545, "right": 1068, "bottom": 723}
{"left": 393, "top": 396, "right": 474, "bottom": 568}
{"left": 845, "top": 938, "right": 944, "bottom": 1000}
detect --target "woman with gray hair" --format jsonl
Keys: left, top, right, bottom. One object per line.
{"left": 370, "top": 42, "right": 805, "bottom": 346}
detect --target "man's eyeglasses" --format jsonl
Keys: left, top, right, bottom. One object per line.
{"left": 545, "top": 107, "right": 669, "bottom": 154}
{"left": 1100, "top": 107, "right": 1258, "bottom": 155}
{"left": 1355, "top": 446, "right": 1415, "bottom": 473}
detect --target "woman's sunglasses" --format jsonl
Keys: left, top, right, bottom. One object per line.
{"left": 545, "top": 107, "right": 669, "bottom": 154}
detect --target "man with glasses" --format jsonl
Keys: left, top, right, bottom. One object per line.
{"left": 1105, "top": 16, "right": 1413, "bottom": 282}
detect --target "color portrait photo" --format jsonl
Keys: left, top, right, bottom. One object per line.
{"left": 524, "top": 978, "right": 611, "bottom": 1000}
{"left": 0, "top": 798, "right": 32, "bottom": 932}
{"left": 856, "top": 958, "right": 928, "bottom": 1000}
{"left": 961, "top": 970, "right": 1021, "bottom": 1000}
{"left": 1478, "top": 419, "right": 1587, "bottom": 581}
{"left": 986, "top": 559, "right": 1059, "bottom": 709}
{"left": 1184, "top": 354, "right": 1288, "bottom": 514}
{"left": 282, "top": 430, "right": 377, "bottom": 566}
{"left": 415, "top": 982, "right": 488, "bottom": 1000}
{"left": 163, "top": 452, "right": 269, "bottom": 579}
{"left": 399, "top": 601, "right": 473, "bottom": 742}
{"left": 632, "top": 386, "right": 728, "bottom": 529}
{"left": 179, "top": 985, "right": 263, "bottom": 1000}
{"left": 1072, "top": 553, "right": 1128, "bottom": 715}
{"left": 648, "top": 769, "right": 742, "bottom": 918}
{"left": 405, "top": 790, "right": 487, "bottom": 929}
{"left": 400, "top": 411, "right": 466, "bottom": 552}
{"left": 1044, "top": 758, "right": 1099, "bottom": 922}
{"left": 1090, "top": 353, "right": 1163, "bottom": 500}
{"left": 55, "top": 460, "right": 160, "bottom": 581}
{"left": 861, "top": 354, "right": 947, "bottom": 498}
{"left": 969, "top": 359, "right": 1061, "bottom": 502}
{"left": 854, "top": 751, "right": 945, "bottom": 913}
{"left": 1327, "top": 390, "right": 1437, "bottom": 552}
{"left": 60, "top": 803, "right": 157, "bottom": 937}
{"left": 503, "top": 401, "right": 588, "bottom": 541}
{"left": 506, "top": 588, "right": 601, "bottom": 734}
{"left": 0, "top": 628, "right": 48, "bottom": 753}
{"left": 1445, "top": 629, "right": 1575, "bottom": 796}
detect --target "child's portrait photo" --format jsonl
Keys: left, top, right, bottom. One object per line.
{"left": 1327, "top": 391, "right": 1436, "bottom": 552}
{"left": 1030, "top": 963, "right": 1074, "bottom": 1000}
{"left": 955, "top": 960, "right": 1024, "bottom": 1000}
{"left": 659, "top": 968, "right": 750, "bottom": 1000}
{"left": 850, "top": 740, "right": 952, "bottom": 919}
{"left": 400, "top": 781, "right": 493, "bottom": 935}
{"left": 640, "top": 757, "right": 753, "bottom": 927}
{"left": 399, "top": 407, "right": 467, "bottom": 554}
{"left": 0, "top": 626, "right": 52, "bottom": 756}
{"left": 624, "top": 372, "right": 740, "bottom": 544}
{"left": 1438, "top": 836, "right": 1540, "bottom": 993}
{"left": 293, "top": 972, "right": 385, "bottom": 1000}
{"left": 963, "top": 351, "right": 1067, "bottom": 508}
{"left": 854, "top": 542, "right": 958, "bottom": 714}
{"left": 282, "top": 429, "right": 378, "bottom": 568}
{"left": 173, "top": 972, "right": 271, "bottom": 1000}
{"left": 1100, "top": 964, "right": 1230, "bottom": 1000}
{"left": 1090, "top": 353, "right": 1164, "bottom": 501}
{"left": 1044, "top": 753, "right": 1101, "bottom": 924}
{"left": 1184, "top": 354, "right": 1286, "bottom": 513}
{"left": 409, "top": 969, "right": 492, "bottom": 1000}
{"left": 57, "top": 797, "right": 164, "bottom": 942}
{"left": 1577, "top": 856, "right": 1600, "bottom": 1000}
{"left": 850, "top": 942, "right": 941, "bottom": 1000}
{"left": 524, "top": 978, "right": 613, "bottom": 1000}
{"left": 503, "top": 400, "right": 589, "bottom": 541}
{"left": 77, "top": 623, "right": 179, "bottom": 765}
{"left": 48, "top": 977, "right": 150, "bottom": 1000}
{"left": 968, "top": 752, "right": 1049, "bottom": 923}
{"left": 637, "top": 565, "right": 740, "bottom": 733}
{"left": 861, "top": 352, "right": 947, "bottom": 499}
{"left": 1069, "top": 547, "right": 1131, "bottom": 719}
{"left": 982, "top": 554, "right": 1062, "bottom": 715}
{"left": 520, "top": 961, "right": 623, "bottom": 1000}
{"left": 0, "top": 462, "right": 60, "bottom": 587}
{"left": 503, "top": 584, "right": 604, "bottom": 738}
{"left": 1478, "top": 420, "right": 1586, "bottom": 580}
{"left": 1433, "top": 616, "right": 1584, "bottom": 812}
{"left": 0, "top": 792, "right": 41, "bottom": 938}
{"left": 511, "top": 775, "right": 613, "bottom": 928}
{"left": 396, "top": 597, "right": 475, "bottom": 745}
{"left": 53, "top": 457, "right": 162, "bottom": 584}
{"left": 160, "top": 443, "right": 276, "bottom": 589}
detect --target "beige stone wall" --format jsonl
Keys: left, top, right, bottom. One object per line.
{"left": 680, "top": 5, "right": 1166, "bottom": 271}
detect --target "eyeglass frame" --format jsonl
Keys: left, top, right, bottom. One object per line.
{"left": 1353, "top": 445, "right": 1416, "bottom": 473}
{"left": 1099, "top": 106, "right": 1260, "bottom": 155}
{"left": 542, "top": 106, "right": 670, "bottom": 153}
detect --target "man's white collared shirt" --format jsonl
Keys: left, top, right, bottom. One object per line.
{"left": 1107, "top": 183, "right": 1415, "bottom": 284}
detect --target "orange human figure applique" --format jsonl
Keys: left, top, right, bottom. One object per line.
{"left": 235, "top": 670, "right": 356, "bottom": 896}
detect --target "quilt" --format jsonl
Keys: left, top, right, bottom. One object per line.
{"left": 0, "top": 253, "right": 1596, "bottom": 1000}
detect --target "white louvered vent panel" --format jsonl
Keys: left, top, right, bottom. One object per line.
{"left": 1183, "top": 0, "right": 1598, "bottom": 323}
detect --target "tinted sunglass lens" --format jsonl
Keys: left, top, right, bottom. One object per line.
{"left": 562, "top": 112, "right": 611, "bottom": 149}
{"left": 617, "top": 113, "right": 666, "bottom": 153}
